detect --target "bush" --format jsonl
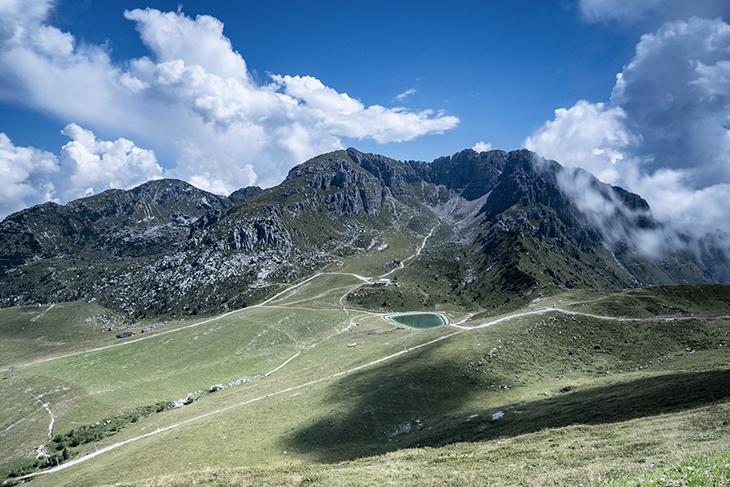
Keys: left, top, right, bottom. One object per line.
{"left": 52, "top": 400, "right": 174, "bottom": 453}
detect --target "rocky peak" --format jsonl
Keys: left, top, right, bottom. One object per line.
{"left": 277, "top": 151, "right": 386, "bottom": 218}
{"left": 417, "top": 149, "right": 507, "bottom": 200}
{"left": 284, "top": 151, "right": 379, "bottom": 191}
{"left": 345, "top": 149, "right": 422, "bottom": 190}
{"left": 0, "top": 179, "right": 232, "bottom": 267}
{"left": 227, "top": 186, "right": 263, "bottom": 204}
{"left": 480, "top": 150, "right": 570, "bottom": 219}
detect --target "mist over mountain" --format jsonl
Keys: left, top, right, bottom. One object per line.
{"left": 1, "top": 148, "right": 728, "bottom": 320}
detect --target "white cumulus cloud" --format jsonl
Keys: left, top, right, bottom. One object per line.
{"left": 0, "top": 125, "right": 164, "bottom": 219}
{"left": 0, "top": 133, "right": 59, "bottom": 217}
{"left": 58, "top": 123, "right": 163, "bottom": 201}
{"left": 526, "top": 17, "right": 730, "bottom": 234}
{"left": 124, "top": 8, "right": 251, "bottom": 82}
{"left": 524, "top": 100, "right": 634, "bottom": 185}
{"left": 0, "top": 1, "right": 459, "bottom": 218}
{"left": 472, "top": 141, "right": 493, "bottom": 153}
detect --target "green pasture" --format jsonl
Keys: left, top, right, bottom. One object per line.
{"left": 23, "top": 333, "right": 730, "bottom": 486}
{"left": 15, "top": 306, "right": 353, "bottom": 428}
{"left": 333, "top": 224, "right": 431, "bottom": 278}
{"left": 1, "top": 280, "right": 729, "bottom": 486}
{"left": 263, "top": 273, "right": 365, "bottom": 308}
{"left": 0, "top": 302, "right": 216, "bottom": 369}
{"left": 560, "top": 284, "right": 730, "bottom": 318}
{"left": 0, "top": 302, "right": 109, "bottom": 368}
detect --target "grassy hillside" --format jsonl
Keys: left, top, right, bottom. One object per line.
{"left": 1, "top": 238, "right": 729, "bottom": 487}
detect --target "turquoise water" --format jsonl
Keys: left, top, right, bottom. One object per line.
{"left": 389, "top": 313, "right": 445, "bottom": 329}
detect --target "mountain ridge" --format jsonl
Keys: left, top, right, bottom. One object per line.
{"left": 1, "top": 148, "right": 726, "bottom": 319}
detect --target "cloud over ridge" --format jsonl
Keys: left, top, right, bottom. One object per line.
{"left": 0, "top": 2, "right": 459, "bottom": 218}
{"left": 526, "top": 16, "right": 730, "bottom": 235}
{"left": 0, "top": 125, "right": 164, "bottom": 218}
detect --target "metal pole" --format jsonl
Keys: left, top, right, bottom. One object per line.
{"left": 94, "top": 442, "right": 98, "bottom": 452}
{"left": 9, "top": 366, "right": 14, "bottom": 378}
{"left": 403, "top": 341, "right": 407, "bottom": 351}
{"left": 251, "top": 390, "right": 254, "bottom": 400}
{"left": 156, "top": 421, "right": 160, "bottom": 431}
{"left": 84, "top": 342, "right": 87, "bottom": 357}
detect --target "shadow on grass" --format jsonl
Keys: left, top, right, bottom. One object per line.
{"left": 285, "top": 347, "right": 730, "bottom": 462}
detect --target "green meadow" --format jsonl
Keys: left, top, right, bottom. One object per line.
{"left": 1, "top": 227, "right": 729, "bottom": 486}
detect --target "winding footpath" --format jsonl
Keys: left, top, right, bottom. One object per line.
{"left": 380, "top": 223, "right": 439, "bottom": 278}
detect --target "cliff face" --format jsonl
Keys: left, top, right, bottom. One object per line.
{"left": 0, "top": 147, "right": 725, "bottom": 318}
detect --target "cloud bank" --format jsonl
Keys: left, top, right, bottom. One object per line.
{"left": 0, "top": 125, "right": 163, "bottom": 218}
{"left": 526, "top": 16, "right": 730, "bottom": 235}
{"left": 0, "top": 2, "right": 458, "bottom": 219}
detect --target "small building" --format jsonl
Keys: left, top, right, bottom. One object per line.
{"left": 115, "top": 331, "right": 135, "bottom": 339}
{"left": 376, "top": 278, "right": 391, "bottom": 286}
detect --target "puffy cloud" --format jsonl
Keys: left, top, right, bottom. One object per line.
{"left": 524, "top": 101, "right": 634, "bottom": 185}
{"left": 276, "top": 75, "right": 363, "bottom": 115}
{"left": 58, "top": 123, "right": 163, "bottom": 201}
{"left": 526, "top": 17, "right": 730, "bottom": 234}
{"left": 123, "top": 8, "right": 250, "bottom": 82}
{"left": 0, "top": 125, "right": 164, "bottom": 220}
{"left": 0, "top": 0, "right": 52, "bottom": 45}
{"left": 0, "top": 133, "right": 59, "bottom": 217}
{"left": 612, "top": 18, "right": 730, "bottom": 188}
{"left": 0, "top": 1, "right": 459, "bottom": 216}
{"left": 472, "top": 141, "right": 493, "bottom": 153}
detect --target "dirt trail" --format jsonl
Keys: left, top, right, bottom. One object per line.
{"left": 9, "top": 387, "right": 56, "bottom": 461}
{"left": 380, "top": 223, "right": 439, "bottom": 278}
{"left": 30, "top": 304, "right": 55, "bottom": 323}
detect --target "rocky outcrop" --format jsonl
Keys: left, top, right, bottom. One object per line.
{"left": 412, "top": 149, "right": 507, "bottom": 200}
{"left": 226, "top": 219, "right": 292, "bottom": 255}
{"left": 477, "top": 151, "right": 601, "bottom": 248}
{"left": 228, "top": 186, "right": 263, "bottom": 204}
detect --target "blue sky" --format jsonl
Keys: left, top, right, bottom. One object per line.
{"left": 2, "top": 0, "right": 730, "bottom": 233}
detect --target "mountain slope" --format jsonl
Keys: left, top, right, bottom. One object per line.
{"left": 0, "top": 179, "right": 256, "bottom": 314}
{"left": 0, "top": 148, "right": 725, "bottom": 318}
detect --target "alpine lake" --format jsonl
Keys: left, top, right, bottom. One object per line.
{"left": 388, "top": 313, "right": 446, "bottom": 329}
